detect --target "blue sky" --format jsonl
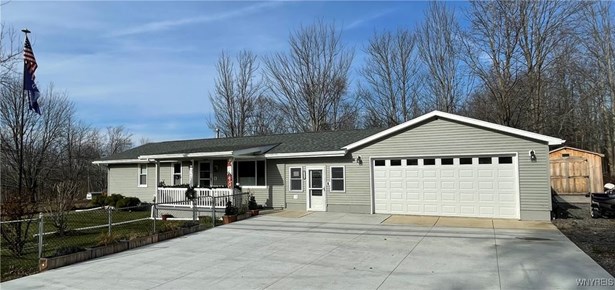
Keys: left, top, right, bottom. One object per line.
{"left": 2, "top": 0, "right": 468, "bottom": 142}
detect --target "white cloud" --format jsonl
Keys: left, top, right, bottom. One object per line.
{"left": 108, "top": 1, "right": 284, "bottom": 37}
{"left": 345, "top": 9, "right": 394, "bottom": 30}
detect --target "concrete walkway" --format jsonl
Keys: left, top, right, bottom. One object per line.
{"left": 2, "top": 212, "right": 613, "bottom": 290}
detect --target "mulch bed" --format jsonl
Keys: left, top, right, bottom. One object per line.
{"left": 552, "top": 201, "right": 615, "bottom": 277}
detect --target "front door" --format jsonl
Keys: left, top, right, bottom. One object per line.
{"left": 307, "top": 168, "right": 326, "bottom": 211}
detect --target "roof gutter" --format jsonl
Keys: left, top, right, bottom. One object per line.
{"left": 264, "top": 150, "right": 347, "bottom": 159}
{"left": 92, "top": 159, "right": 150, "bottom": 165}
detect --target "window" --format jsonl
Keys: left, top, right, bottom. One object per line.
{"left": 460, "top": 158, "right": 473, "bottom": 165}
{"left": 330, "top": 166, "right": 345, "bottom": 192}
{"left": 138, "top": 164, "right": 147, "bottom": 187}
{"left": 441, "top": 158, "right": 454, "bottom": 165}
{"left": 374, "top": 160, "right": 386, "bottom": 166}
{"left": 562, "top": 153, "right": 570, "bottom": 158}
{"left": 424, "top": 158, "right": 436, "bottom": 165}
{"left": 199, "top": 161, "right": 211, "bottom": 187}
{"left": 390, "top": 159, "right": 402, "bottom": 166}
{"left": 406, "top": 159, "right": 418, "bottom": 166}
{"left": 498, "top": 156, "right": 513, "bottom": 164}
{"left": 172, "top": 163, "right": 182, "bottom": 185}
{"left": 235, "top": 160, "right": 266, "bottom": 186}
{"left": 289, "top": 167, "right": 302, "bottom": 191}
{"left": 479, "top": 157, "right": 492, "bottom": 164}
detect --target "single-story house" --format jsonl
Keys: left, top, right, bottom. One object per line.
{"left": 549, "top": 146, "right": 604, "bottom": 194}
{"left": 93, "top": 111, "right": 565, "bottom": 221}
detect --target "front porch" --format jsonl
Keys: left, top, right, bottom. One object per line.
{"left": 156, "top": 187, "right": 242, "bottom": 209}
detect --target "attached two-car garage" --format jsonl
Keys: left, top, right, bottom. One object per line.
{"left": 372, "top": 155, "right": 519, "bottom": 219}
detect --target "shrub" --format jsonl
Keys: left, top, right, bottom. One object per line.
{"left": 158, "top": 221, "right": 181, "bottom": 233}
{"left": 90, "top": 195, "right": 106, "bottom": 207}
{"left": 96, "top": 232, "right": 122, "bottom": 246}
{"left": 116, "top": 197, "right": 141, "bottom": 209}
{"left": 224, "top": 201, "right": 237, "bottom": 216}
{"left": 248, "top": 195, "right": 258, "bottom": 210}
{"left": 105, "top": 194, "right": 124, "bottom": 207}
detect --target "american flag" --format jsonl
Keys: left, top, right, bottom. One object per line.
{"left": 23, "top": 35, "right": 41, "bottom": 114}
{"left": 24, "top": 36, "right": 38, "bottom": 77}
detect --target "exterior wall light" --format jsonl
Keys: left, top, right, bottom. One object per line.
{"left": 529, "top": 150, "right": 537, "bottom": 162}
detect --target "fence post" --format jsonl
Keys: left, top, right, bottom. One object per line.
{"left": 153, "top": 204, "right": 157, "bottom": 233}
{"left": 108, "top": 206, "right": 112, "bottom": 235}
{"left": 38, "top": 212, "right": 43, "bottom": 259}
{"left": 211, "top": 196, "right": 216, "bottom": 228}
{"left": 192, "top": 199, "right": 197, "bottom": 222}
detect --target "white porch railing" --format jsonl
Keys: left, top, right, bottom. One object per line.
{"left": 156, "top": 187, "right": 239, "bottom": 208}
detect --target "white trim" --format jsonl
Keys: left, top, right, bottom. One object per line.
{"left": 288, "top": 167, "right": 303, "bottom": 192}
{"left": 264, "top": 150, "right": 346, "bottom": 159}
{"left": 329, "top": 166, "right": 346, "bottom": 193}
{"left": 549, "top": 146, "right": 604, "bottom": 157}
{"left": 93, "top": 159, "right": 149, "bottom": 165}
{"left": 343, "top": 111, "right": 566, "bottom": 150}
{"left": 140, "top": 151, "right": 234, "bottom": 160}
{"left": 305, "top": 166, "right": 326, "bottom": 211}
{"left": 369, "top": 152, "right": 521, "bottom": 219}
{"left": 138, "top": 164, "right": 148, "bottom": 187}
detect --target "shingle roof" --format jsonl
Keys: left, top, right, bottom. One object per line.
{"left": 101, "top": 128, "right": 384, "bottom": 161}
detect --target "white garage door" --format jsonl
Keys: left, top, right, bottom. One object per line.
{"left": 373, "top": 155, "right": 519, "bottom": 219}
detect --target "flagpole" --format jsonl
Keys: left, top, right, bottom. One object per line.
{"left": 19, "top": 28, "right": 30, "bottom": 201}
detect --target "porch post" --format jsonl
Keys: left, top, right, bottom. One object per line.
{"left": 190, "top": 160, "right": 195, "bottom": 186}
{"left": 155, "top": 161, "right": 160, "bottom": 203}
{"left": 227, "top": 158, "right": 234, "bottom": 189}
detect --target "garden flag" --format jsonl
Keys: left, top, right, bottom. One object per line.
{"left": 23, "top": 35, "right": 41, "bottom": 115}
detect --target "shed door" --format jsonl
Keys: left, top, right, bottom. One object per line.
{"left": 373, "top": 156, "right": 519, "bottom": 219}
{"left": 550, "top": 157, "right": 590, "bottom": 194}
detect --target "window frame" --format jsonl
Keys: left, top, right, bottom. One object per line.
{"left": 329, "top": 166, "right": 346, "bottom": 193}
{"left": 234, "top": 160, "right": 267, "bottom": 188}
{"left": 138, "top": 164, "right": 148, "bottom": 187}
{"left": 289, "top": 167, "right": 303, "bottom": 192}
{"left": 172, "top": 162, "right": 182, "bottom": 185}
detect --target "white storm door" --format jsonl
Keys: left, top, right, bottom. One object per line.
{"left": 307, "top": 168, "right": 326, "bottom": 211}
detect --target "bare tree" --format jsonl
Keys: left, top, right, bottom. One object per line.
{"left": 580, "top": 1, "right": 615, "bottom": 178}
{"left": 139, "top": 137, "right": 152, "bottom": 145}
{"left": 359, "top": 29, "right": 422, "bottom": 127}
{"left": 418, "top": 2, "right": 468, "bottom": 113}
{"left": 462, "top": 0, "right": 527, "bottom": 127}
{"left": 264, "top": 21, "right": 355, "bottom": 132}
{"left": 0, "top": 24, "right": 21, "bottom": 87}
{"left": 43, "top": 181, "right": 79, "bottom": 236}
{"left": 104, "top": 126, "right": 132, "bottom": 156}
{"left": 208, "top": 50, "right": 262, "bottom": 137}
{"left": 517, "top": 0, "right": 585, "bottom": 133}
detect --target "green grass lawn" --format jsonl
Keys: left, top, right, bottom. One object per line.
{"left": 1, "top": 207, "right": 211, "bottom": 282}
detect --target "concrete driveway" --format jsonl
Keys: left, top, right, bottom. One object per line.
{"left": 2, "top": 212, "right": 613, "bottom": 290}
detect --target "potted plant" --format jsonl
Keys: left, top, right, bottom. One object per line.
{"left": 248, "top": 195, "right": 259, "bottom": 216}
{"left": 223, "top": 201, "right": 238, "bottom": 224}
{"left": 185, "top": 186, "right": 196, "bottom": 200}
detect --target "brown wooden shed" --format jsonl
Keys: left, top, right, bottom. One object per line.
{"left": 549, "top": 146, "right": 604, "bottom": 194}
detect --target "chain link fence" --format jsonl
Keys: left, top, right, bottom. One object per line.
{"left": 1, "top": 191, "right": 249, "bottom": 281}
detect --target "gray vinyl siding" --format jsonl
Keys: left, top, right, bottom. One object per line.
{"left": 108, "top": 163, "right": 157, "bottom": 202}
{"left": 243, "top": 160, "right": 285, "bottom": 208}
{"left": 353, "top": 118, "right": 551, "bottom": 220}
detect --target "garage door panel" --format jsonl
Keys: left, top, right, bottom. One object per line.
{"left": 422, "top": 170, "right": 437, "bottom": 178}
{"left": 459, "top": 169, "right": 474, "bottom": 178}
{"left": 478, "top": 169, "right": 494, "bottom": 178}
{"left": 373, "top": 155, "right": 518, "bottom": 219}
{"left": 405, "top": 169, "right": 419, "bottom": 178}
